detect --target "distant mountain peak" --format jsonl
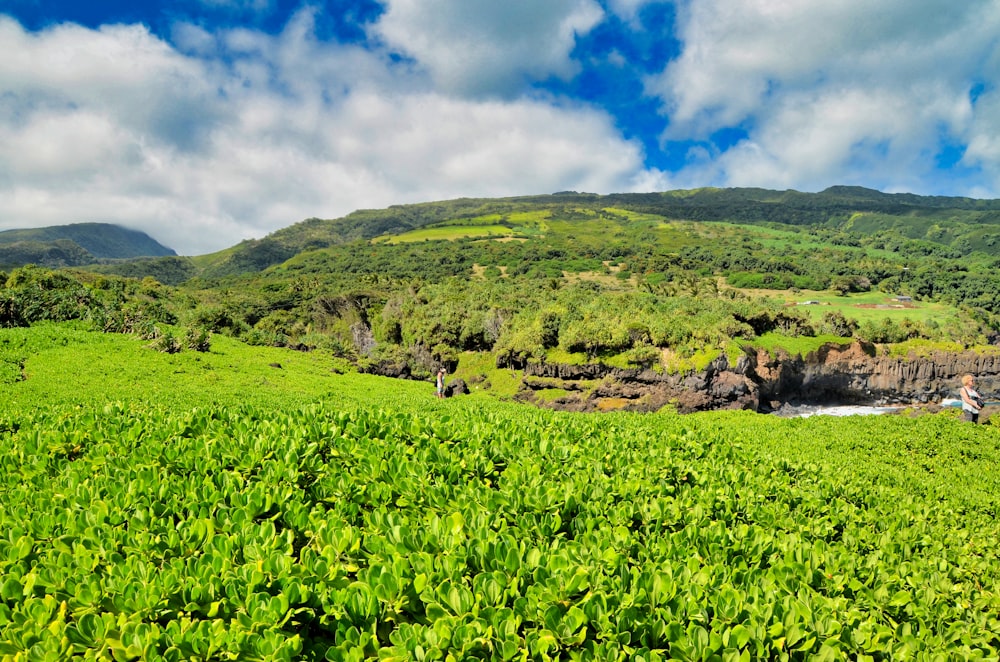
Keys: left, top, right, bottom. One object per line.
{"left": 0, "top": 222, "right": 175, "bottom": 269}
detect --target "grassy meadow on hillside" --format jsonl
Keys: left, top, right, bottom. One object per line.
{"left": 722, "top": 288, "right": 963, "bottom": 328}
{"left": 1, "top": 324, "right": 999, "bottom": 660}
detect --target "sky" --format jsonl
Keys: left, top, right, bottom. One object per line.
{"left": 1, "top": 1, "right": 999, "bottom": 255}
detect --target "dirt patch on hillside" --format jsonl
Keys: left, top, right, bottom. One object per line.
{"left": 855, "top": 303, "right": 916, "bottom": 309}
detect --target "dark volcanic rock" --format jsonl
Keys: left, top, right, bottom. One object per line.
{"left": 518, "top": 342, "right": 1000, "bottom": 413}
{"left": 360, "top": 361, "right": 412, "bottom": 379}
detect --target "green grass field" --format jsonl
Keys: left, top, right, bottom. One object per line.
{"left": 0, "top": 323, "right": 435, "bottom": 412}
{"left": 374, "top": 225, "right": 521, "bottom": 244}
{"left": 2, "top": 324, "right": 999, "bottom": 660}
{"left": 726, "top": 287, "right": 964, "bottom": 328}
{"left": 786, "top": 290, "right": 958, "bottom": 325}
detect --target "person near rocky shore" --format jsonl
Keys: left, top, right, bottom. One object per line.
{"left": 960, "top": 374, "right": 984, "bottom": 423}
{"left": 436, "top": 368, "right": 446, "bottom": 399}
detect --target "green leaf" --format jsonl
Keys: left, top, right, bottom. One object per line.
{"left": 0, "top": 577, "right": 23, "bottom": 601}
{"left": 888, "top": 591, "right": 912, "bottom": 608}
{"left": 13, "top": 536, "right": 33, "bottom": 561}
{"left": 728, "top": 624, "right": 751, "bottom": 650}
{"left": 448, "top": 512, "right": 465, "bottom": 536}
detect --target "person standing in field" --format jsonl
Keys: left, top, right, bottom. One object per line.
{"left": 960, "top": 374, "right": 983, "bottom": 423}
{"left": 436, "top": 368, "right": 446, "bottom": 399}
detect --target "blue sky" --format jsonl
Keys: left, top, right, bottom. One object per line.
{"left": 1, "top": 0, "right": 999, "bottom": 254}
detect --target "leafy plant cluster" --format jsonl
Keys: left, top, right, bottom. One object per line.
{"left": 1, "top": 391, "right": 998, "bottom": 660}
{"left": 0, "top": 266, "right": 212, "bottom": 354}
{"left": 0, "top": 266, "right": 170, "bottom": 331}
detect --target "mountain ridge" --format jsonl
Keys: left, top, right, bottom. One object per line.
{"left": 0, "top": 222, "right": 175, "bottom": 270}
{"left": 193, "top": 185, "right": 1000, "bottom": 278}
{"left": 30, "top": 185, "right": 1000, "bottom": 284}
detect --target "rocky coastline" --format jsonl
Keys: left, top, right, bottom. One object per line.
{"left": 516, "top": 341, "right": 1000, "bottom": 414}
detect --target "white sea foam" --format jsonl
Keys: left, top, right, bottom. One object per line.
{"left": 793, "top": 405, "right": 901, "bottom": 418}
{"left": 773, "top": 404, "right": 902, "bottom": 418}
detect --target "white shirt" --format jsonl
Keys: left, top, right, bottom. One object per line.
{"left": 962, "top": 386, "right": 982, "bottom": 413}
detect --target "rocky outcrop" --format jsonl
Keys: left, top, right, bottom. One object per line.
{"left": 757, "top": 342, "right": 1000, "bottom": 407}
{"left": 519, "top": 342, "right": 1000, "bottom": 413}
{"left": 521, "top": 354, "right": 759, "bottom": 413}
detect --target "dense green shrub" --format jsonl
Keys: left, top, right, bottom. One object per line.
{"left": 818, "top": 311, "right": 859, "bottom": 337}
{"left": 184, "top": 327, "right": 212, "bottom": 352}
{"left": 148, "top": 329, "right": 181, "bottom": 353}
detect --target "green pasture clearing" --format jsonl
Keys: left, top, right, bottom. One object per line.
{"left": 544, "top": 218, "right": 626, "bottom": 243}
{"left": 702, "top": 223, "right": 841, "bottom": 258}
{"left": 373, "top": 209, "right": 557, "bottom": 244}
{"left": 724, "top": 224, "right": 843, "bottom": 252}
{"left": 651, "top": 224, "right": 699, "bottom": 250}
{"left": 600, "top": 207, "right": 673, "bottom": 228}
{"left": 373, "top": 224, "right": 519, "bottom": 244}
{"left": 791, "top": 290, "right": 959, "bottom": 325}
{"left": 727, "top": 287, "right": 962, "bottom": 326}
{"left": 843, "top": 212, "right": 947, "bottom": 240}
{"left": 701, "top": 221, "right": 911, "bottom": 263}
{"left": 745, "top": 332, "right": 854, "bottom": 358}
{"left": 504, "top": 209, "right": 551, "bottom": 230}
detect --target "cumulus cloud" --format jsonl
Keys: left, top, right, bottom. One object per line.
{"left": 708, "top": 84, "right": 970, "bottom": 192}
{"left": 0, "top": 11, "right": 664, "bottom": 255}
{"left": 194, "top": 0, "right": 274, "bottom": 13}
{"left": 13, "top": 0, "right": 998, "bottom": 259}
{"left": 371, "top": 0, "right": 604, "bottom": 97}
{"left": 605, "top": 0, "right": 664, "bottom": 23}
{"left": 649, "top": 0, "right": 1000, "bottom": 194}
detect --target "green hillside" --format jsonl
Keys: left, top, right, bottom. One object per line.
{"left": 96, "top": 186, "right": 1000, "bottom": 282}
{"left": 14, "top": 186, "right": 985, "bottom": 397}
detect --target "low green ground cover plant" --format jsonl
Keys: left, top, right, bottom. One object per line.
{"left": 1, "top": 325, "right": 999, "bottom": 660}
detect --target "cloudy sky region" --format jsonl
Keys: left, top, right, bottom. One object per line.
{"left": 1, "top": 1, "right": 999, "bottom": 255}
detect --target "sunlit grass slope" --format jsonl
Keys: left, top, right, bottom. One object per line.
{"left": 0, "top": 323, "right": 438, "bottom": 412}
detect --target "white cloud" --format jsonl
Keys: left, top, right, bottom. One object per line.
{"left": 650, "top": 0, "right": 1000, "bottom": 195}
{"left": 964, "top": 87, "right": 1000, "bottom": 182}
{"left": 605, "top": 0, "right": 665, "bottom": 23}
{"left": 370, "top": 0, "right": 604, "bottom": 97}
{"left": 0, "top": 11, "right": 664, "bottom": 255}
{"left": 707, "top": 83, "right": 975, "bottom": 192}
{"left": 194, "top": 0, "right": 273, "bottom": 13}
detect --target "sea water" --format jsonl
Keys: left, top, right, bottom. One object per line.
{"left": 773, "top": 404, "right": 903, "bottom": 418}
{"left": 776, "top": 399, "right": 964, "bottom": 418}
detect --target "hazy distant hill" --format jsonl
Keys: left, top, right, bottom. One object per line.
{"left": 76, "top": 186, "right": 1000, "bottom": 284}
{"left": 0, "top": 223, "right": 175, "bottom": 270}
{"left": 181, "top": 186, "right": 1000, "bottom": 280}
